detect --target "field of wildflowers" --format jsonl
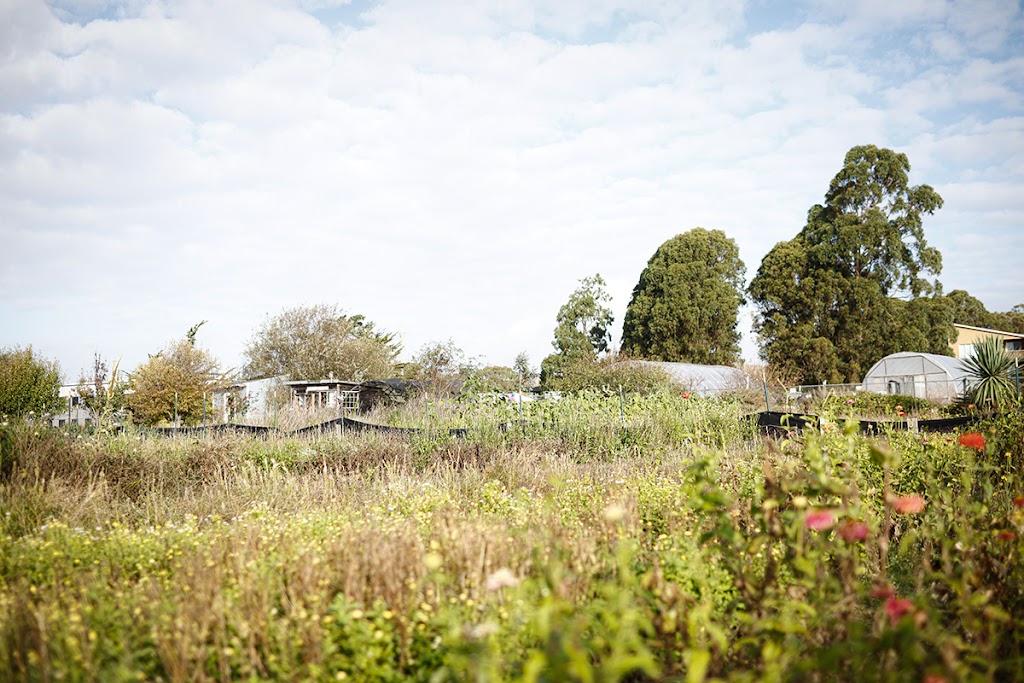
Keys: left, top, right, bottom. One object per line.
{"left": 1, "top": 392, "right": 1022, "bottom": 681}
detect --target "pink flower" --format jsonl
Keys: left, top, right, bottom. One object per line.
{"left": 838, "top": 520, "right": 869, "bottom": 542}
{"left": 805, "top": 509, "right": 835, "bottom": 531}
{"left": 923, "top": 674, "right": 949, "bottom": 683}
{"left": 889, "top": 494, "right": 926, "bottom": 514}
{"left": 885, "top": 596, "right": 913, "bottom": 624}
{"left": 958, "top": 432, "right": 986, "bottom": 451}
{"left": 681, "top": 392, "right": 692, "bottom": 399}
{"left": 484, "top": 568, "right": 519, "bottom": 591}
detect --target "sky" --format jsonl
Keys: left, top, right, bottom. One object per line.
{"left": 2, "top": 0, "right": 1023, "bottom": 382}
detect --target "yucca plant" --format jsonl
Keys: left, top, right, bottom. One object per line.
{"left": 959, "top": 336, "right": 1018, "bottom": 411}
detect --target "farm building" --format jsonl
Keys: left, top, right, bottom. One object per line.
{"left": 624, "top": 360, "right": 750, "bottom": 397}
{"left": 285, "top": 378, "right": 412, "bottom": 413}
{"left": 861, "top": 352, "right": 970, "bottom": 402}
{"left": 212, "top": 376, "right": 284, "bottom": 421}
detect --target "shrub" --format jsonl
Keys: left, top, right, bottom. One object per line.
{"left": 0, "top": 346, "right": 62, "bottom": 417}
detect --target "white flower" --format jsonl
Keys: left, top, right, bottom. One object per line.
{"left": 468, "top": 622, "right": 499, "bottom": 639}
{"left": 603, "top": 503, "right": 627, "bottom": 523}
{"left": 485, "top": 568, "right": 519, "bottom": 591}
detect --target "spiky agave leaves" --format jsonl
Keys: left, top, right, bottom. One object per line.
{"left": 959, "top": 336, "right": 1017, "bottom": 410}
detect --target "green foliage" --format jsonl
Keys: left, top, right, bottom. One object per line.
{"left": 750, "top": 145, "right": 949, "bottom": 383}
{"left": 816, "top": 392, "right": 931, "bottom": 418}
{"left": 947, "top": 290, "right": 1024, "bottom": 334}
{"left": 541, "top": 275, "right": 614, "bottom": 386}
{"left": 2, "top": 399, "right": 1023, "bottom": 681}
{"left": 243, "top": 304, "right": 400, "bottom": 381}
{"left": 127, "top": 338, "right": 228, "bottom": 426}
{"left": 540, "top": 355, "right": 673, "bottom": 397}
{"left": 0, "top": 346, "right": 62, "bottom": 416}
{"left": 513, "top": 352, "right": 538, "bottom": 387}
{"left": 471, "top": 366, "right": 519, "bottom": 392}
{"left": 622, "top": 228, "right": 746, "bottom": 365}
{"left": 959, "top": 336, "right": 1019, "bottom": 410}
{"left": 76, "top": 354, "right": 129, "bottom": 430}
{"left": 406, "top": 340, "right": 476, "bottom": 396}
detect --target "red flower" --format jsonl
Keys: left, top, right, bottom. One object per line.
{"left": 997, "top": 530, "right": 1016, "bottom": 542}
{"left": 923, "top": 674, "right": 949, "bottom": 683}
{"left": 681, "top": 392, "right": 692, "bottom": 399}
{"left": 889, "top": 494, "right": 925, "bottom": 514}
{"left": 805, "top": 509, "right": 835, "bottom": 531}
{"left": 958, "top": 432, "right": 986, "bottom": 451}
{"left": 885, "top": 596, "right": 913, "bottom": 624}
{"left": 1013, "top": 495, "right": 1024, "bottom": 508}
{"left": 838, "top": 520, "right": 869, "bottom": 542}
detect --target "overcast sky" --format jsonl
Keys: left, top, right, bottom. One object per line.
{"left": 2, "top": 0, "right": 1022, "bottom": 382}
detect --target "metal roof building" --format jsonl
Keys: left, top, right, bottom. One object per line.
{"left": 861, "top": 352, "right": 969, "bottom": 402}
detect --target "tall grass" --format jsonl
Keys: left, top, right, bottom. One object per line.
{"left": 1, "top": 400, "right": 1022, "bottom": 681}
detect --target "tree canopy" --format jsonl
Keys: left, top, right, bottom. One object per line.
{"left": 404, "top": 340, "right": 476, "bottom": 396}
{"left": 0, "top": 346, "right": 62, "bottom": 417}
{"left": 749, "top": 145, "right": 948, "bottom": 384}
{"left": 540, "top": 275, "right": 614, "bottom": 385}
{"left": 127, "top": 335, "right": 228, "bottom": 426}
{"left": 946, "top": 290, "right": 1024, "bottom": 334}
{"left": 242, "top": 304, "right": 400, "bottom": 381}
{"left": 621, "top": 228, "right": 746, "bottom": 365}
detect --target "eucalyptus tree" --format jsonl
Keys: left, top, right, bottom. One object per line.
{"left": 750, "top": 145, "right": 945, "bottom": 383}
{"left": 540, "top": 275, "right": 614, "bottom": 385}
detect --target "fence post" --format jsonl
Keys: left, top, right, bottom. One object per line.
{"left": 762, "top": 372, "right": 771, "bottom": 413}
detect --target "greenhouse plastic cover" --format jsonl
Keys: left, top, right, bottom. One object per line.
{"left": 624, "top": 360, "right": 750, "bottom": 397}
{"left": 861, "top": 352, "right": 970, "bottom": 400}
{"left": 863, "top": 352, "right": 968, "bottom": 382}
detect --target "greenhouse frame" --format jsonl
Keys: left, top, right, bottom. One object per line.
{"left": 861, "top": 352, "right": 970, "bottom": 402}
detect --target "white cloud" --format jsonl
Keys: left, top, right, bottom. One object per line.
{"left": 1, "top": 0, "right": 1022, "bottom": 379}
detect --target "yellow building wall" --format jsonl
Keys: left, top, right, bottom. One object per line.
{"left": 952, "top": 326, "right": 1024, "bottom": 359}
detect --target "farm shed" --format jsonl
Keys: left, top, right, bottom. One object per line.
{"left": 624, "top": 360, "right": 750, "bottom": 397}
{"left": 861, "top": 352, "right": 969, "bottom": 402}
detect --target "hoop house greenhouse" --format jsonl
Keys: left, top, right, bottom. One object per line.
{"left": 861, "top": 352, "right": 970, "bottom": 402}
{"left": 624, "top": 360, "right": 750, "bottom": 397}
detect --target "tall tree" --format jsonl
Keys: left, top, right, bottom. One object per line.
{"left": 540, "top": 275, "right": 614, "bottom": 384}
{"left": 750, "top": 145, "right": 945, "bottom": 383}
{"left": 0, "top": 346, "right": 62, "bottom": 416}
{"left": 243, "top": 304, "right": 400, "bottom": 381}
{"left": 621, "top": 228, "right": 746, "bottom": 365}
